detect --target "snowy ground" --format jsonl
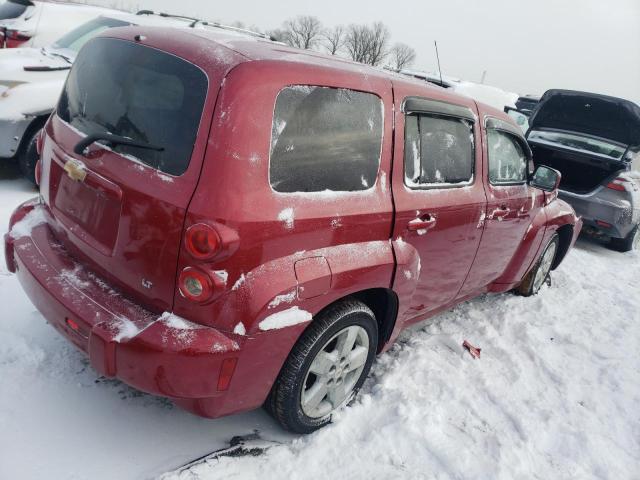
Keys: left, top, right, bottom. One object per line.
{"left": 0, "top": 162, "right": 638, "bottom": 480}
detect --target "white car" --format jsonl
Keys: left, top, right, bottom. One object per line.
{"left": 0, "top": 10, "right": 227, "bottom": 182}
{"left": 0, "top": 0, "right": 114, "bottom": 49}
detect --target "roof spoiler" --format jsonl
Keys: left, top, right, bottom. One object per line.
{"left": 135, "top": 10, "right": 276, "bottom": 41}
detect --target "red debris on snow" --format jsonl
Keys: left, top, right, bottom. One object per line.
{"left": 462, "top": 340, "right": 481, "bottom": 359}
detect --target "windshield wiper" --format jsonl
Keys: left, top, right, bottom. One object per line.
{"left": 41, "top": 47, "right": 73, "bottom": 64}
{"left": 74, "top": 132, "right": 164, "bottom": 156}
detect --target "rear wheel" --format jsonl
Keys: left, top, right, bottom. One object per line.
{"left": 265, "top": 299, "right": 378, "bottom": 434}
{"left": 516, "top": 234, "right": 559, "bottom": 297}
{"left": 609, "top": 225, "right": 639, "bottom": 253}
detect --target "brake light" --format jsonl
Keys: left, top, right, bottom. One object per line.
{"left": 34, "top": 160, "right": 42, "bottom": 186}
{"left": 606, "top": 178, "right": 629, "bottom": 192}
{"left": 596, "top": 220, "right": 612, "bottom": 228}
{"left": 36, "top": 129, "right": 44, "bottom": 155}
{"left": 179, "top": 267, "right": 213, "bottom": 302}
{"left": 217, "top": 358, "right": 238, "bottom": 391}
{"left": 185, "top": 223, "right": 221, "bottom": 260}
{"left": 6, "top": 29, "right": 30, "bottom": 41}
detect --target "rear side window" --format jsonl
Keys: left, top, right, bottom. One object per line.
{"left": 404, "top": 114, "right": 474, "bottom": 187}
{"left": 270, "top": 86, "right": 383, "bottom": 193}
{"left": 0, "top": 1, "right": 28, "bottom": 20}
{"left": 487, "top": 130, "right": 528, "bottom": 184}
{"left": 57, "top": 38, "right": 208, "bottom": 176}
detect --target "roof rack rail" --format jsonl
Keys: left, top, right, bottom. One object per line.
{"left": 135, "top": 10, "right": 202, "bottom": 26}
{"left": 190, "top": 20, "right": 275, "bottom": 41}
{"left": 135, "top": 10, "right": 275, "bottom": 41}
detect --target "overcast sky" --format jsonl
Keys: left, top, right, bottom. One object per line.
{"left": 93, "top": 0, "right": 640, "bottom": 103}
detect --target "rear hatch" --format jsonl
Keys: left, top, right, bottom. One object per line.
{"left": 38, "top": 33, "right": 237, "bottom": 313}
{"left": 527, "top": 90, "right": 640, "bottom": 194}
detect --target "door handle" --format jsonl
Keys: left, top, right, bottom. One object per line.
{"left": 490, "top": 205, "right": 511, "bottom": 219}
{"left": 408, "top": 215, "right": 437, "bottom": 231}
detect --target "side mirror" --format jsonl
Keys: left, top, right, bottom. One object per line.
{"left": 530, "top": 165, "right": 561, "bottom": 192}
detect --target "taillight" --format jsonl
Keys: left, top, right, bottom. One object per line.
{"left": 596, "top": 220, "right": 612, "bottom": 228}
{"left": 6, "top": 29, "right": 30, "bottom": 41}
{"left": 606, "top": 178, "right": 629, "bottom": 192}
{"left": 34, "top": 159, "right": 42, "bottom": 186}
{"left": 185, "top": 223, "right": 221, "bottom": 260}
{"left": 217, "top": 358, "right": 238, "bottom": 391}
{"left": 36, "top": 129, "right": 44, "bottom": 155}
{"left": 179, "top": 267, "right": 213, "bottom": 302}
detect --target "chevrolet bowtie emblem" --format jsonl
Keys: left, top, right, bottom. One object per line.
{"left": 64, "top": 159, "right": 87, "bottom": 182}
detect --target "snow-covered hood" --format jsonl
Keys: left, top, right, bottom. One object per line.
{"left": 0, "top": 47, "right": 69, "bottom": 88}
{"left": 0, "top": 47, "right": 69, "bottom": 119}
{"left": 529, "top": 90, "right": 640, "bottom": 146}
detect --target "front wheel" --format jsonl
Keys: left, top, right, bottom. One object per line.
{"left": 516, "top": 234, "right": 559, "bottom": 297}
{"left": 265, "top": 299, "right": 378, "bottom": 434}
{"left": 609, "top": 225, "right": 639, "bottom": 253}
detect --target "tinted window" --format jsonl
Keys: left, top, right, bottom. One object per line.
{"left": 270, "top": 86, "right": 383, "bottom": 193}
{"left": 404, "top": 114, "right": 474, "bottom": 187}
{"left": 57, "top": 38, "right": 208, "bottom": 176}
{"left": 0, "top": 1, "right": 27, "bottom": 20}
{"left": 487, "top": 130, "right": 528, "bottom": 184}
{"left": 51, "top": 17, "right": 130, "bottom": 54}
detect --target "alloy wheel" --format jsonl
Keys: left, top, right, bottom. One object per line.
{"left": 533, "top": 241, "right": 558, "bottom": 293}
{"left": 300, "top": 325, "right": 370, "bottom": 419}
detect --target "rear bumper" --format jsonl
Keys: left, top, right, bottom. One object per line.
{"left": 0, "top": 116, "right": 31, "bottom": 158}
{"left": 559, "top": 189, "right": 639, "bottom": 239}
{"left": 5, "top": 201, "right": 288, "bottom": 418}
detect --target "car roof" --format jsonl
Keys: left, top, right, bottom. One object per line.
{"left": 95, "top": 24, "right": 519, "bottom": 130}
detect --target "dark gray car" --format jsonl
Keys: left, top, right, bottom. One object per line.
{"left": 521, "top": 90, "right": 640, "bottom": 252}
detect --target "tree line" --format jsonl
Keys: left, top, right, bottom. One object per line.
{"left": 236, "top": 16, "right": 417, "bottom": 70}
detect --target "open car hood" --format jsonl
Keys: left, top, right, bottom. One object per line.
{"left": 528, "top": 89, "right": 640, "bottom": 147}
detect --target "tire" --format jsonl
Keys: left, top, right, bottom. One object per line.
{"left": 19, "top": 127, "right": 41, "bottom": 186}
{"left": 265, "top": 299, "right": 378, "bottom": 434}
{"left": 609, "top": 225, "right": 640, "bottom": 253}
{"left": 516, "top": 234, "right": 559, "bottom": 297}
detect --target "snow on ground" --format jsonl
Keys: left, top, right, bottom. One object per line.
{"left": 0, "top": 162, "right": 638, "bottom": 479}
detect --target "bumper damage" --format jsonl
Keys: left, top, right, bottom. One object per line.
{"left": 4, "top": 200, "right": 278, "bottom": 418}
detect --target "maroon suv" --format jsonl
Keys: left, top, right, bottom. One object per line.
{"left": 5, "top": 26, "right": 582, "bottom": 433}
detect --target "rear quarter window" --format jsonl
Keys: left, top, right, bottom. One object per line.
{"left": 57, "top": 38, "right": 208, "bottom": 176}
{"left": 269, "top": 86, "right": 383, "bottom": 193}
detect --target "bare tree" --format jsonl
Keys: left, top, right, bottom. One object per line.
{"left": 389, "top": 43, "right": 417, "bottom": 70}
{"left": 323, "top": 25, "right": 345, "bottom": 55}
{"left": 345, "top": 22, "right": 390, "bottom": 66}
{"left": 268, "top": 28, "right": 287, "bottom": 43}
{"left": 281, "top": 15, "right": 323, "bottom": 50}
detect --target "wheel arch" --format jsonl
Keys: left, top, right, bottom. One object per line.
{"left": 552, "top": 223, "right": 574, "bottom": 270}
{"left": 342, "top": 288, "right": 399, "bottom": 353}
{"left": 17, "top": 113, "right": 50, "bottom": 154}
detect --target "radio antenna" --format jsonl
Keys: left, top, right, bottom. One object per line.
{"left": 434, "top": 41, "right": 444, "bottom": 86}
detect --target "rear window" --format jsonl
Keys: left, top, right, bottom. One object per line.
{"left": 0, "top": 1, "right": 28, "bottom": 20}
{"left": 404, "top": 114, "right": 474, "bottom": 187}
{"left": 57, "top": 38, "right": 208, "bottom": 176}
{"left": 270, "top": 86, "right": 383, "bottom": 193}
{"left": 51, "top": 17, "right": 130, "bottom": 54}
